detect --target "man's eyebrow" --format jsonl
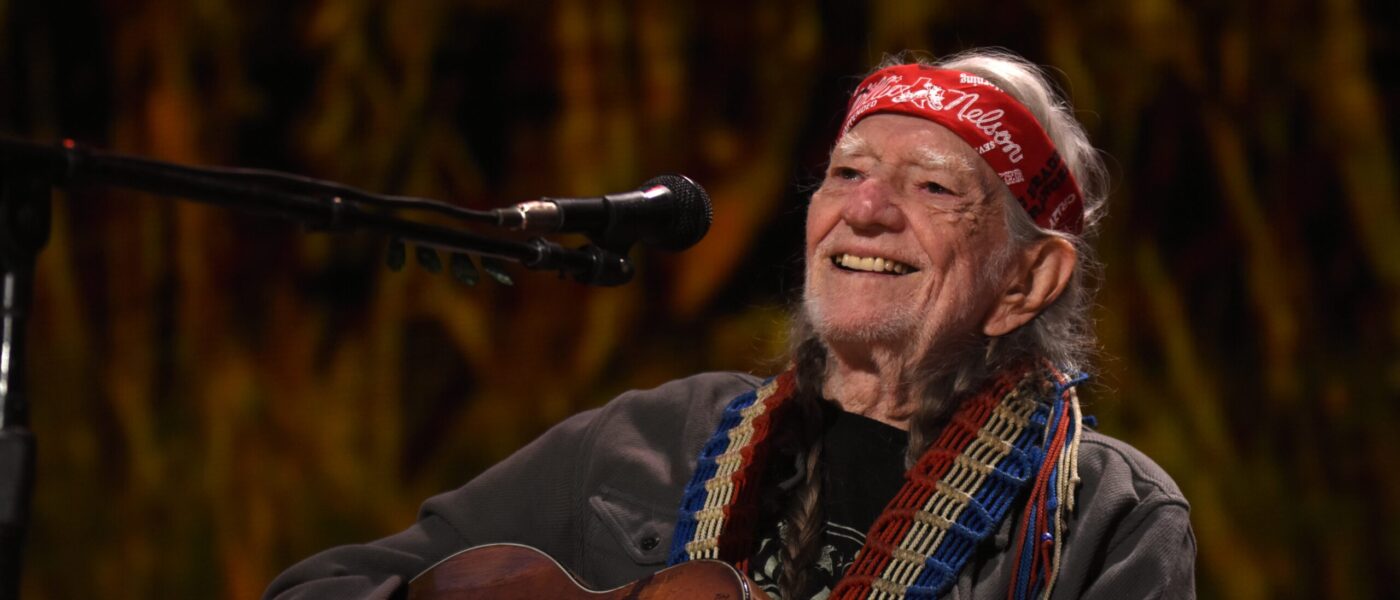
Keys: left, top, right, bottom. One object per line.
{"left": 834, "top": 133, "right": 975, "bottom": 174}
{"left": 911, "top": 147, "right": 974, "bottom": 174}
{"left": 833, "top": 133, "right": 871, "bottom": 158}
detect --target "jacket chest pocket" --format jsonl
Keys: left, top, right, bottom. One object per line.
{"left": 583, "top": 485, "right": 674, "bottom": 586}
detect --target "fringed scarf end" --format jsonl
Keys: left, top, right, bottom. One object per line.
{"left": 1009, "top": 368, "right": 1089, "bottom": 600}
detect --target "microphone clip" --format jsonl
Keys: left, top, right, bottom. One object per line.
{"left": 525, "top": 238, "right": 634, "bottom": 286}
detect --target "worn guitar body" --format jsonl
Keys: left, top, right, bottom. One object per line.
{"left": 407, "top": 543, "right": 770, "bottom": 600}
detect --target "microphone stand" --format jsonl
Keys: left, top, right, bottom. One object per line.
{"left": 0, "top": 152, "right": 45, "bottom": 600}
{"left": 0, "top": 135, "right": 635, "bottom": 599}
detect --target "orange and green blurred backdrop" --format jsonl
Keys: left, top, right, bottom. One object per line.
{"left": 3, "top": 0, "right": 1397, "bottom": 598}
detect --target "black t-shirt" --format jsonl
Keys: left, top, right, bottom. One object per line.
{"left": 748, "top": 407, "right": 909, "bottom": 599}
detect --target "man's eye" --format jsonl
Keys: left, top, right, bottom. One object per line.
{"left": 831, "top": 167, "right": 862, "bottom": 181}
{"left": 921, "top": 181, "right": 953, "bottom": 195}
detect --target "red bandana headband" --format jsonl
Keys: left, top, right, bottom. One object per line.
{"left": 842, "top": 65, "right": 1085, "bottom": 234}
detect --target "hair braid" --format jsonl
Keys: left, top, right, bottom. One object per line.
{"left": 903, "top": 335, "right": 999, "bottom": 465}
{"left": 775, "top": 323, "right": 829, "bottom": 599}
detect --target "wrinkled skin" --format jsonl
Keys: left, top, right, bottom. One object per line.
{"left": 803, "top": 113, "right": 1074, "bottom": 427}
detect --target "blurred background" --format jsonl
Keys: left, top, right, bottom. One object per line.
{"left": 2, "top": 0, "right": 1397, "bottom": 597}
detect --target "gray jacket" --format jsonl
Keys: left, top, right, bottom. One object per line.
{"left": 265, "top": 372, "right": 1196, "bottom": 599}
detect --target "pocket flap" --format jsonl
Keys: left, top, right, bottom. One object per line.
{"left": 588, "top": 485, "right": 673, "bottom": 565}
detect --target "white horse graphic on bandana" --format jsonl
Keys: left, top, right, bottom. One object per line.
{"left": 893, "top": 79, "right": 945, "bottom": 111}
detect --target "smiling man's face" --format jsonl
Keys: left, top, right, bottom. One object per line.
{"left": 804, "top": 113, "right": 1012, "bottom": 354}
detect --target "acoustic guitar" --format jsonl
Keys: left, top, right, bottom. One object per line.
{"left": 406, "top": 543, "right": 772, "bottom": 600}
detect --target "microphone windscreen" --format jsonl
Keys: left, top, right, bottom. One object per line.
{"left": 641, "top": 174, "right": 712, "bottom": 251}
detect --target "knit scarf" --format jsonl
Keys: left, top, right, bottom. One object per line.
{"left": 669, "top": 365, "right": 1087, "bottom": 600}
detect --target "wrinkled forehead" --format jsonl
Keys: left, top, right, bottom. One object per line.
{"left": 832, "top": 118, "right": 999, "bottom": 191}
{"left": 834, "top": 131, "right": 973, "bottom": 173}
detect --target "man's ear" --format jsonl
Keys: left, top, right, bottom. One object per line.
{"left": 982, "top": 237, "right": 1077, "bottom": 337}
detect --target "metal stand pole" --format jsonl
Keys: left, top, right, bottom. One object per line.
{"left": 0, "top": 162, "right": 50, "bottom": 600}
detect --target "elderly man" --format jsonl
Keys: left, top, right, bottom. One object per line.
{"left": 267, "top": 49, "right": 1195, "bottom": 600}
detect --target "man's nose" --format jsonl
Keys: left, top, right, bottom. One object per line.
{"left": 840, "top": 179, "right": 905, "bottom": 232}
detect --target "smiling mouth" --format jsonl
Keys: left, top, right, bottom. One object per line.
{"left": 830, "top": 253, "right": 917, "bottom": 275}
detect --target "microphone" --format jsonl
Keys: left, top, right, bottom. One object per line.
{"left": 494, "top": 174, "right": 712, "bottom": 252}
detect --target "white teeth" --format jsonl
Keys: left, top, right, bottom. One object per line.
{"left": 832, "top": 253, "right": 912, "bottom": 274}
